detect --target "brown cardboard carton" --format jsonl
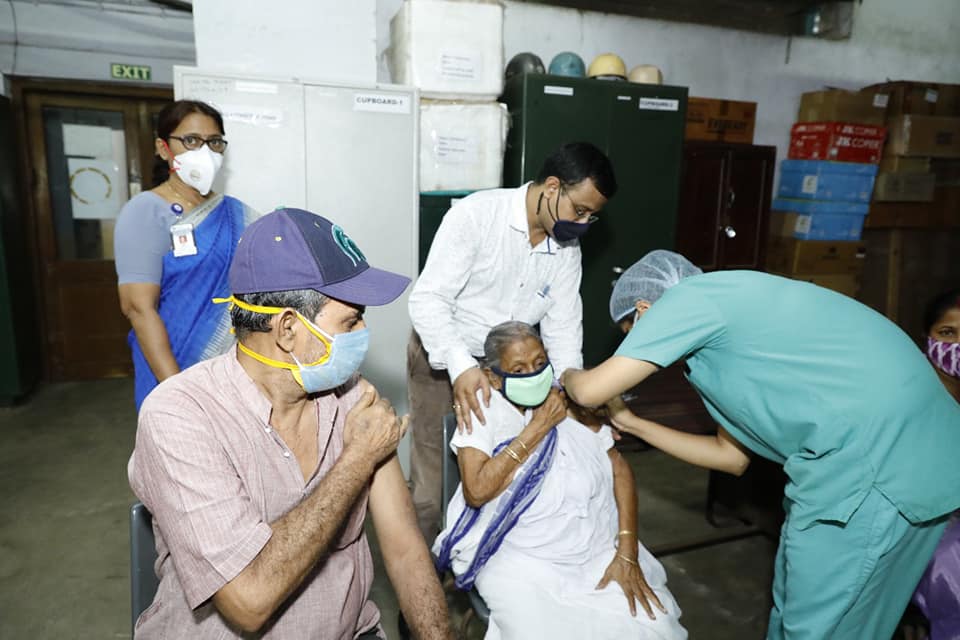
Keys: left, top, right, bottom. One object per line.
{"left": 860, "top": 81, "right": 960, "bottom": 118}
{"left": 798, "top": 89, "right": 887, "bottom": 125}
{"left": 685, "top": 97, "right": 756, "bottom": 143}
{"left": 766, "top": 236, "right": 866, "bottom": 275}
{"left": 861, "top": 81, "right": 940, "bottom": 117}
{"left": 865, "top": 185, "right": 960, "bottom": 228}
{"left": 773, "top": 272, "right": 861, "bottom": 298}
{"left": 886, "top": 115, "right": 960, "bottom": 158}
{"left": 877, "top": 156, "right": 930, "bottom": 174}
{"left": 873, "top": 172, "right": 936, "bottom": 202}
{"left": 931, "top": 159, "right": 960, "bottom": 185}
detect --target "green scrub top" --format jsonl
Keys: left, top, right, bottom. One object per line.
{"left": 616, "top": 270, "right": 960, "bottom": 530}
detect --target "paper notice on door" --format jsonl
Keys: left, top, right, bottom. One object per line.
{"left": 638, "top": 98, "right": 679, "bottom": 111}
{"left": 872, "top": 93, "right": 889, "bottom": 108}
{"left": 68, "top": 158, "right": 123, "bottom": 219}
{"left": 439, "top": 51, "right": 480, "bottom": 81}
{"left": 353, "top": 93, "right": 411, "bottom": 114}
{"left": 434, "top": 135, "right": 479, "bottom": 164}
{"left": 801, "top": 175, "right": 819, "bottom": 194}
{"left": 63, "top": 124, "right": 114, "bottom": 158}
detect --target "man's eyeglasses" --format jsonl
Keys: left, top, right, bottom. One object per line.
{"left": 560, "top": 186, "right": 599, "bottom": 224}
{"left": 168, "top": 135, "right": 228, "bottom": 153}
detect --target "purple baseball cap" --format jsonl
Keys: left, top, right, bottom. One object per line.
{"left": 229, "top": 208, "right": 411, "bottom": 306}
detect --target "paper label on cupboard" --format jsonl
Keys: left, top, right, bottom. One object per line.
{"left": 353, "top": 93, "right": 411, "bottom": 114}
{"left": 639, "top": 98, "right": 679, "bottom": 111}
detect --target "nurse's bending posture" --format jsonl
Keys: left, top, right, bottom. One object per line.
{"left": 561, "top": 250, "right": 960, "bottom": 640}
{"left": 435, "top": 321, "right": 687, "bottom": 640}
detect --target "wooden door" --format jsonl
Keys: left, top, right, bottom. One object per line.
{"left": 675, "top": 144, "right": 727, "bottom": 270}
{"left": 720, "top": 145, "right": 775, "bottom": 270}
{"left": 14, "top": 81, "right": 171, "bottom": 380}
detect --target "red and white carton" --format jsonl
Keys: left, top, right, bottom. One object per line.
{"left": 788, "top": 122, "right": 888, "bottom": 164}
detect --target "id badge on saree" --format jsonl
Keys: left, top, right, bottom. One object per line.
{"left": 170, "top": 222, "right": 198, "bottom": 257}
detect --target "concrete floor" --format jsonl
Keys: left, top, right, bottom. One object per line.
{"left": 0, "top": 378, "right": 782, "bottom": 639}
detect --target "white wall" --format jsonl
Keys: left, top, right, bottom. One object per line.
{"left": 377, "top": 0, "right": 960, "bottom": 163}
{"left": 0, "top": 1, "right": 194, "bottom": 85}
{"left": 193, "top": 0, "right": 377, "bottom": 85}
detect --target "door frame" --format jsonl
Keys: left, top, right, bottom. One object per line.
{"left": 10, "top": 77, "right": 172, "bottom": 380}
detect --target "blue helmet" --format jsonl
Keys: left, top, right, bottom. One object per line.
{"left": 548, "top": 52, "right": 586, "bottom": 78}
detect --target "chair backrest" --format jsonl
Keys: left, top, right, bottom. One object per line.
{"left": 440, "top": 412, "right": 460, "bottom": 530}
{"left": 130, "top": 502, "right": 159, "bottom": 633}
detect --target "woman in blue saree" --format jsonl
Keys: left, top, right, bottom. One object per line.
{"left": 114, "top": 100, "right": 258, "bottom": 411}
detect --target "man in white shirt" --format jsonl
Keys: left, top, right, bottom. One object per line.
{"left": 407, "top": 142, "right": 617, "bottom": 539}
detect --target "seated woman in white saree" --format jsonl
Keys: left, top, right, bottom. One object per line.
{"left": 434, "top": 321, "right": 687, "bottom": 640}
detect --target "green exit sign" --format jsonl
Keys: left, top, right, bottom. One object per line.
{"left": 110, "top": 63, "right": 152, "bottom": 81}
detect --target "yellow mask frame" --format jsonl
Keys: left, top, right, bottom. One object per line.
{"left": 213, "top": 295, "right": 333, "bottom": 373}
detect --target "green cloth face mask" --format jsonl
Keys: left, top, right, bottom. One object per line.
{"left": 491, "top": 362, "right": 555, "bottom": 407}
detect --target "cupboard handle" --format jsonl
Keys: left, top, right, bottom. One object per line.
{"left": 612, "top": 266, "right": 625, "bottom": 274}
{"left": 723, "top": 225, "right": 737, "bottom": 239}
{"left": 726, "top": 189, "right": 736, "bottom": 208}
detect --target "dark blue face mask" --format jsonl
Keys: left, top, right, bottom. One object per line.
{"left": 538, "top": 188, "right": 592, "bottom": 242}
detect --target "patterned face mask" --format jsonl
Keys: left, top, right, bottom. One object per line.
{"left": 927, "top": 337, "right": 960, "bottom": 379}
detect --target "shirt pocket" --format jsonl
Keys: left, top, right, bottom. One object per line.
{"left": 513, "top": 288, "right": 552, "bottom": 325}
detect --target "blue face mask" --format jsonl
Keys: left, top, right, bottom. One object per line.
{"left": 230, "top": 297, "right": 369, "bottom": 393}
{"left": 290, "top": 319, "right": 369, "bottom": 393}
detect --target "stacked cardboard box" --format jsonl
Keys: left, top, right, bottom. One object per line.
{"left": 863, "top": 81, "right": 960, "bottom": 216}
{"left": 766, "top": 89, "right": 889, "bottom": 297}
{"left": 685, "top": 97, "right": 757, "bottom": 144}
{"left": 766, "top": 237, "right": 866, "bottom": 298}
{"left": 387, "top": 0, "right": 508, "bottom": 191}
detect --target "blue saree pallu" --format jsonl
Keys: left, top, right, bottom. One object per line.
{"left": 436, "top": 428, "right": 559, "bottom": 590}
{"left": 130, "top": 195, "right": 256, "bottom": 410}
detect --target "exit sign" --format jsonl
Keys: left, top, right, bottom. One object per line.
{"left": 110, "top": 63, "right": 152, "bottom": 81}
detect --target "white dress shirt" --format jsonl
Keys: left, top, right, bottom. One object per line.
{"left": 409, "top": 183, "right": 583, "bottom": 382}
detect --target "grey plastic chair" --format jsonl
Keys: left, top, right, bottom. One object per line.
{"left": 130, "top": 502, "right": 159, "bottom": 634}
{"left": 440, "top": 413, "right": 491, "bottom": 630}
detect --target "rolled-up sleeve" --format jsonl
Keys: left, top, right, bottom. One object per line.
{"left": 129, "top": 391, "right": 272, "bottom": 609}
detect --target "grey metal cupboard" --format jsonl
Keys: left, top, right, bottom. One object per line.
{"left": 501, "top": 73, "right": 688, "bottom": 366}
{"left": 174, "top": 68, "right": 418, "bottom": 416}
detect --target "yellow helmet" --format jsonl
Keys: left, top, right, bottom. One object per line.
{"left": 587, "top": 53, "right": 627, "bottom": 80}
{"left": 628, "top": 65, "right": 663, "bottom": 85}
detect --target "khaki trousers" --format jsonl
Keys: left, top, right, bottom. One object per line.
{"left": 406, "top": 330, "right": 455, "bottom": 543}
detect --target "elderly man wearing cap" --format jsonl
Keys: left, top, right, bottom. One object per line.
{"left": 128, "top": 209, "right": 453, "bottom": 639}
{"left": 560, "top": 250, "right": 960, "bottom": 640}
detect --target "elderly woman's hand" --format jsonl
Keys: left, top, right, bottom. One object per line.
{"left": 530, "top": 388, "right": 566, "bottom": 434}
{"left": 596, "top": 553, "right": 667, "bottom": 620}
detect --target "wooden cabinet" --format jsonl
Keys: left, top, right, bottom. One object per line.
{"left": 675, "top": 142, "right": 776, "bottom": 271}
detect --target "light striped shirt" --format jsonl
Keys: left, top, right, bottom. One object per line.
{"left": 128, "top": 353, "right": 381, "bottom": 639}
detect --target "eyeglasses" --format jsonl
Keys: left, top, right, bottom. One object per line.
{"left": 168, "top": 134, "right": 228, "bottom": 153}
{"left": 560, "top": 186, "right": 599, "bottom": 224}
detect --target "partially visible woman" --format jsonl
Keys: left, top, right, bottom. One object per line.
{"left": 911, "top": 289, "right": 960, "bottom": 640}
{"left": 114, "top": 100, "right": 258, "bottom": 411}
{"left": 434, "top": 321, "right": 686, "bottom": 640}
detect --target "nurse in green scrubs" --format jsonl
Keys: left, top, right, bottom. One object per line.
{"left": 560, "top": 250, "right": 960, "bottom": 640}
